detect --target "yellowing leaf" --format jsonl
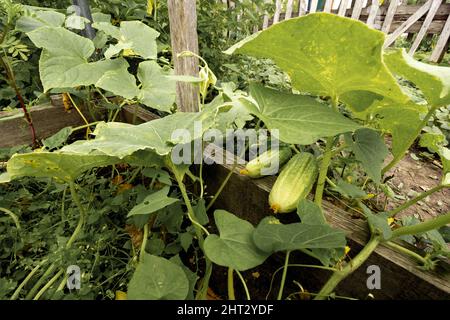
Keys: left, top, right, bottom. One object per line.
{"left": 115, "top": 291, "right": 127, "bottom": 300}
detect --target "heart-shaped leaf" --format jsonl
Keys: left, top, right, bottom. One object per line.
{"left": 248, "top": 83, "right": 361, "bottom": 145}
{"left": 204, "top": 210, "right": 269, "bottom": 271}
{"left": 127, "top": 253, "right": 189, "bottom": 300}
{"left": 227, "top": 13, "right": 407, "bottom": 102}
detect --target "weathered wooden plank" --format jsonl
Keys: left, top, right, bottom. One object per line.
{"left": 351, "top": 0, "right": 365, "bottom": 19}
{"left": 324, "top": 0, "right": 334, "bottom": 13}
{"left": 0, "top": 100, "right": 86, "bottom": 148}
{"left": 285, "top": 0, "right": 294, "bottom": 19}
{"left": 430, "top": 10, "right": 450, "bottom": 62}
{"left": 384, "top": 0, "right": 432, "bottom": 48}
{"left": 298, "top": 0, "right": 307, "bottom": 16}
{"left": 273, "top": 0, "right": 282, "bottom": 24}
{"left": 409, "top": 0, "right": 443, "bottom": 55}
{"left": 167, "top": 0, "right": 200, "bottom": 112}
{"left": 367, "top": 0, "right": 381, "bottom": 28}
{"left": 382, "top": 0, "right": 400, "bottom": 33}
{"left": 310, "top": 0, "right": 319, "bottom": 13}
{"left": 201, "top": 146, "right": 450, "bottom": 300}
{"left": 338, "top": 0, "right": 351, "bottom": 17}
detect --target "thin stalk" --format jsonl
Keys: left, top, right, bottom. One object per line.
{"left": 388, "top": 185, "right": 446, "bottom": 217}
{"left": 228, "top": 268, "right": 235, "bottom": 300}
{"left": 314, "top": 136, "right": 335, "bottom": 209}
{"left": 10, "top": 259, "right": 48, "bottom": 300}
{"left": 26, "top": 182, "right": 87, "bottom": 299}
{"left": 236, "top": 270, "right": 251, "bottom": 300}
{"left": 315, "top": 236, "right": 380, "bottom": 300}
{"left": 72, "top": 121, "right": 101, "bottom": 132}
{"left": 140, "top": 223, "right": 149, "bottom": 262}
{"left": 56, "top": 272, "right": 68, "bottom": 292}
{"left": 24, "top": 263, "right": 56, "bottom": 300}
{"left": 385, "top": 241, "right": 427, "bottom": 265}
{"left": 0, "top": 207, "right": 21, "bottom": 230}
{"left": 206, "top": 143, "right": 249, "bottom": 211}
{"left": 277, "top": 251, "right": 291, "bottom": 300}
{"left": 67, "top": 93, "right": 90, "bottom": 127}
{"left": 33, "top": 269, "right": 64, "bottom": 300}
{"left": 389, "top": 211, "right": 450, "bottom": 240}
{"left": 0, "top": 55, "right": 37, "bottom": 147}
{"left": 171, "top": 165, "right": 212, "bottom": 300}
{"left": 382, "top": 106, "right": 439, "bottom": 175}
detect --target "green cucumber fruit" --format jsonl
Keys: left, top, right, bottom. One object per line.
{"left": 240, "top": 147, "right": 292, "bottom": 178}
{"left": 269, "top": 152, "right": 318, "bottom": 214}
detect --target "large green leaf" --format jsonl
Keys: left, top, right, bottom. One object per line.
{"left": 62, "top": 111, "right": 214, "bottom": 159}
{"left": 27, "top": 26, "right": 131, "bottom": 92}
{"left": 127, "top": 187, "right": 179, "bottom": 217}
{"left": 93, "top": 21, "right": 159, "bottom": 60}
{"left": 419, "top": 133, "right": 450, "bottom": 185}
{"left": 204, "top": 210, "right": 270, "bottom": 271}
{"left": 3, "top": 152, "right": 119, "bottom": 183}
{"left": 137, "top": 61, "right": 176, "bottom": 113}
{"left": 253, "top": 217, "right": 346, "bottom": 253}
{"left": 127, "top": 253, "right": 189, "bottom": 300}
{"left": 96, "top": 65, "right": 139, "bottom": 100}
{"left": 226, "top": 13, "right": 407, "bottom": 102}
{"left": 384, "top": 49, "right": 450, "bottom": 107}
{"left": 346, "top": 128, "right": 388, "bottom": 184}
{"left": 249, "top": 84, "right": 360, "bottom": 145}
{"left": 16, "top": 10, "right": 65, "bottom": 32}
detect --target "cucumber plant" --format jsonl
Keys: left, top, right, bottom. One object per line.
{"left": 1, "top": 13, "right": 449, "bottom": 300}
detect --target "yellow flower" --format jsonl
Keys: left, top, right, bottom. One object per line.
{"left": 344, "top": 246, "right": 351, "bottom": 255}
{"left": 115, "top": 291, "right": 127, "bottom": 300}
{"left": 387, "top": 217, "right": 395, "bottom": 226}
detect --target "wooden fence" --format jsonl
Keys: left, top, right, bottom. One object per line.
{"left": 226, "top": 0, "right": 450, "bottom": 63}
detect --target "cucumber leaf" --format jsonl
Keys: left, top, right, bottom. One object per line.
{"left": 253, "top": 216, "right": 346, "bottom": 253}
{"left": 127, "top": 187, "right": 179, "bottom": 217}
{"left": 204, "top": 210, "right": 270, "bottom": 271}
{"left": 384, "top": 49, "right": 450, "bottom": 107}
{"left": 226, "top": 13, "right": 407, "bottom": 102}
{"left": 346, "top": 128, "right": 388, "bottom": 184}
{"left": 248, "top": 83, "right": 360, "bottom": 145}
{"left": 127, "top": 253, "right": 189, "bottom": 300}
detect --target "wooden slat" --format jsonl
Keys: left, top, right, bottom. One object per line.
{"left": 273, "top": 0, "right": 282, "bottom": 24}
{"left": 382, "top": 0, "right": 401, "bottom": 33}
{"left": 351, "top": 0, "right": 365, "bottom": 19}
{"left": 310, "top": 0, "right": 319, "bottom": 13}
{"left": 285, "top": 0, "right": 294, "bottom": 19}
{"left": 338, "top": 0, "right": 351, "bottom": 16}
{"left": 409, "top": 0, "right": 443, "bottom": 55}
{"left": 167, "top": 0, "right": 200, "bottom": 112}
{"left": 367, "top": 0, "right": 381, "bottom": 28}
{"left": 298, "top": 0, "right": 307, "bottom": 16}
{"left": 384, "top": 0, "right": 432, "bottom": 48}
{"left": 430, "top": 12, "right": 450, "bottom": 62}
{"left": 0, "top": 99, "right": 87, "bottom": 148}
{"left": 201, "top": 146, "right": 450, "bottom": 300}
{"left": 324, "top": 0, "right": 334, "bottom": 13}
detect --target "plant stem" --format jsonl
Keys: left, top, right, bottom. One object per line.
{"left": 33, "top": 270, "right": 64, "bottom": 300}
{"left": 315, "top": 236, "right": 380, "bottom": 300}
{"left": 206, "top": 143, "right": 249, "bottom": 211}
{"left": 140, "top": 223, "right": 149, "bottom": 262}
{"left": 0, "top": 56, "right": 37, "bottom": 147}
{"left": 389, "top": 211, "right": 450, "bottom": 240}
{"left": 25, "top": 182, "right": 87, "bottom": 299}
{"left": 388, "top": 185, "right": 446, "bottom": 217}
{"left": 314, "top": 136, "right": 335, "bottom": 209}
{"left": 10, "top": 259, "right": 48, "bottom": 300}
{"left": 228, "top": 268, "right": 235, "bottom": 300}
{"left": 24, "top": 263, "right": 56, "bottom": 300}
{"left": 382, "top": 106, "right": 439, "bottom": 175}
{"left": 277, "top": 251, "right": 291, "bottom": 300}
{"left": 67, "top": 182, "right": 87, "bottom": 248}
{"left": 171, "top": 164, "right": 212, "bottom": 300}
{"left": 236, "top": 270, "right": 251, "bottom": 300}
{"left": 384, "top": 241, "right": 427, "bottom": 265}
{"left": 0, "top": 207, "right": 21, "bottom": 230}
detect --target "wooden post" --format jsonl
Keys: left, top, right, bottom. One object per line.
{"left": 167, "top": 0, "right": 200, "bottom": 112}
